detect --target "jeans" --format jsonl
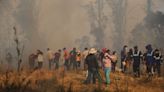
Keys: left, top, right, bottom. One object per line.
{"left": 85, "top": 68, "right": 102, "bottom": 84}
{"left": 104, "top": 68, "right": 111, "bottom": 85}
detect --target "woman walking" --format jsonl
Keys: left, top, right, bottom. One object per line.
{"left": 103, "top": 50, "right": 116, "bottom": 87}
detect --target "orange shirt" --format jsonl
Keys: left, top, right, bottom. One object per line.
{"left": 76, "top": 54, "right": 81, "bottom": 62}
{"left": 64, "top": 50, "right": 69, "bottom": 60}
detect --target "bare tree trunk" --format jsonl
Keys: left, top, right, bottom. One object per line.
{"left": 106, "top": 0, "right": 127, "bottom": 50}
{"left": 13, "top": 26, "right": 24, "bottom": 72}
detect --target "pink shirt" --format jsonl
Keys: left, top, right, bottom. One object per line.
{"left": 103, "top": 53, "right": 113, "bottom": 68}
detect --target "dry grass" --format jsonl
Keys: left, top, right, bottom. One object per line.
{"left": 0, "top": 68, "right": 163, "bottom": 92}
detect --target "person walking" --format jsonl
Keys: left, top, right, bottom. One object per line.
{"left": 29, "top": 53, "right": 36, "bottom": 70}
{"left": 63, "top": 48, "right": 70, "bottom": 70}
{"left": 111, "top": 51, "right": 118, "bottom": 72}
{"left": 84, "top": 48, "right": 102, "bottom": 85}
{"left": 144, "top": 44, "right": 154, "bottom": 77}
{"left": 76, "top": 50, "right": 82, "bottom": 70}
{"left": 69, "top": 48, "right": 77, "bottom": 70}
{"left": 47, "top": 48, "right": 54, "bottom": 70}
{"left": 37, "top": 50, "right": 44, "bottom": 69}
{"left": 132, "top": 46, "right": 143, "bottom": 77}
{"left": 54, "top": 49, "right": 61, "bottom": 69}
{"left": 153, "top": 49, "right": 163, "bottom": 77}
{"left": 103, "top": 50, "right": 116, "bottom": 87}
{"left": 121, "top": 45, "right": 128, "bottom": 73}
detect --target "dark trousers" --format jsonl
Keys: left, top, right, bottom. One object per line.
{"left": 153, "top": 64, "right": 161, "bottom": 76}
{"left": 49, "top": 59, "right": 53, "bottom": 70}
{"left": 76, "top": 61, "right": 81, "bottom": 68}
{"left": 147, "top": 64, "right": 153, "bottom": 75}
{"left": 29, "top": 60, "right": 35, "bottom": 69}
{"left": 85, "top": 68, "right": 102, "bottom": 84}
{"left": 38, "top": 62, "right": 43, "bottom": 69}
{"left": 73, "top": 61, "right": 77, "bottom": 70}
{"left": 64, "top": 59, "right": 69, "bottom": 70}
{"left": 54, "top": 60, "right": 59, "bottom": 69}
{"left": 69, "top": 58, "right": 75, "bottom": 70}
{"left": 133, "top": 64, "right": 140, "bottom": 77}
{"left": 112, "top": 62, "right": 117, "bottom": 72}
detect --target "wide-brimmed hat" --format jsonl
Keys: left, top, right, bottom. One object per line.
{"left": 89, "top": 48, "right": 97, "bottom": 54}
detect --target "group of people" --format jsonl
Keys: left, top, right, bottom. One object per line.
{"left": 28, "top": 47, "right": 87, "bottom": 70}
{"left": 120, "top": 44, "right": 163, "bottom": 78}
{"left": 84, "top": 44, "right": 163, "bottom": 87}
{"left": 29, "top": 48, "right": 61, "bottom": 70}
{"left": 28, "top": 44, "right": 163, "bottom": 87}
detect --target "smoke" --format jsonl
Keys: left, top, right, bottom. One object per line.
{"left": 37, "top": 0, "right": 93, "bottom": 50}
{"left": 0, "top": 0, "right": 44, "bottom": 68}
{"left": 154, "top": 0, "right": 164, "bottom": 13}
{"left": 1, "top": 0, "right": 164, "bottom": 68}
{"left": 0, "top": 0, "right": 17, "bottom": 63}
{"left": 104, "top": 0, "right": 128, "bottom": 51}
{"left": 85, "top": 0, "right": 111, "bottom": 49}
{"left": 131, "top": 0, "right": 164, "bottom": 49}
{"left": 75, "top": 35, "right": 91, "bottom": 50}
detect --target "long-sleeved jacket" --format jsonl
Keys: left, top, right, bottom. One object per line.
{"left": 85, "top": 54, "right": 99, "bottom": 70}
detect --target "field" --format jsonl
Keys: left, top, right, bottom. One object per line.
{"left": 0, "top": 67, "right": 163, "bottom": 92}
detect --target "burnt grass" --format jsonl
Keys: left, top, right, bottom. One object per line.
{"left": 0, "top": 68, "right": 163, "bottom": 92}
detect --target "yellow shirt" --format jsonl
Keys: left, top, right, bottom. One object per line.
{"left": 47, "top": 50, "right": 54, "bottom": 60}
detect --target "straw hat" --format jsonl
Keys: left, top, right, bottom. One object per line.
{"left": 89, "top": 48, "right": 97, "bottom": 54}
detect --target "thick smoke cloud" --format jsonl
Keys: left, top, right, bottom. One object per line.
{"left": 0, "top": 0, "right": 164, "bottom": 68}
{"left": 131, "top": 0, "right": 164, "bottom": 50}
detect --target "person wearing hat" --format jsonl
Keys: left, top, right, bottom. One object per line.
{"left": 84, "top": 48, "right": 102, "bottom": 84}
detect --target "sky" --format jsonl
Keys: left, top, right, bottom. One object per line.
{"left": 0, "top": 0, "right": 164, "bottom": 58}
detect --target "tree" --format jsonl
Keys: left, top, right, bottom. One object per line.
{"left": 13, "top": 26, "right": 25, "bottom": 72}
{"left": 106, "top": 0, "right": 127, "bottom": 50}
{"left": 85, "top": 0, "right": 108, "bottom": 48}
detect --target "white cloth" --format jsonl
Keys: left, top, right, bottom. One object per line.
{"left": 38, "top": 54, "right": 44, "bottom": 62}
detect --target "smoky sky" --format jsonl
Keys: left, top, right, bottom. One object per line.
{"left": 0, "top": 0, "right": 164, "bottom": 58}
